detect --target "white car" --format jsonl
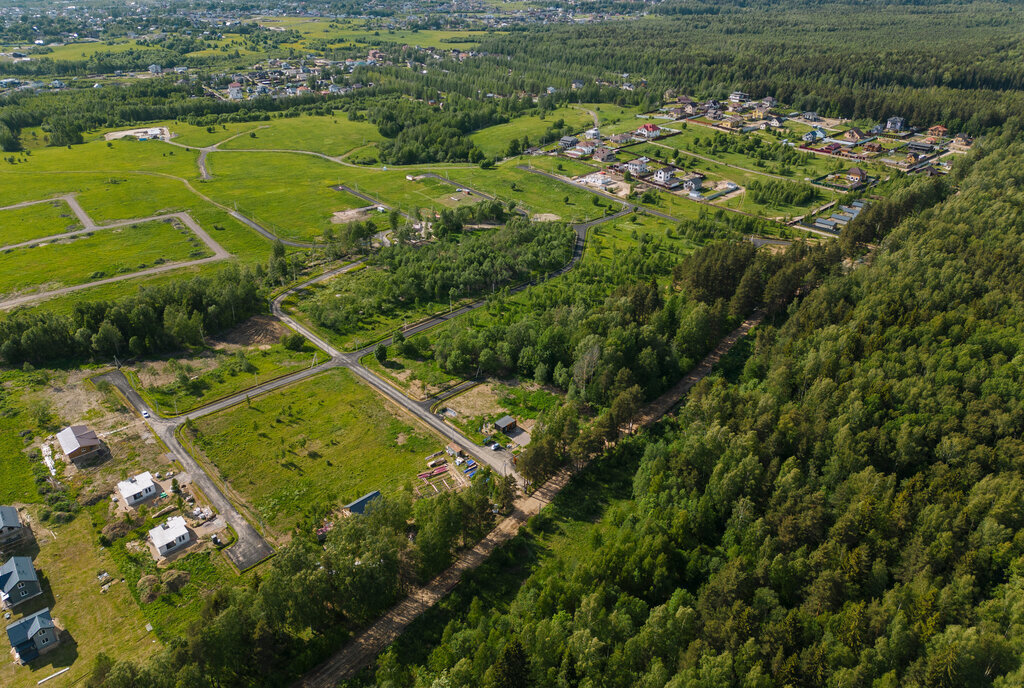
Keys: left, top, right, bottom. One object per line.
{"left": 142, "top": 410, "right": 150, "bottom": 418}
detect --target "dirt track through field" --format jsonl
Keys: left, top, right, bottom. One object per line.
{"left": 0, "top": 195, "right": 231, "bottom": 310}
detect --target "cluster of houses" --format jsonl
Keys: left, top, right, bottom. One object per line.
{"left": 1, "top": 506, "right": 61, "bottom": 665}
{"left": 222, "top": 56, "right": 375, "bottom": 100}
{"left": 116, "top": 471, "right": 194, "bottom": 560}
{"left": 812, "top": 199, "right": 870, "bottom": 233}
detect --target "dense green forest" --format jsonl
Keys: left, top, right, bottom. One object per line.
{"left": 327, "top": 126, "right": 1024, "bottom": 688}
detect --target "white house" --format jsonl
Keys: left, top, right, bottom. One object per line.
{"left": 227, "top": 82, "right": 243, "bottom": 99}
{"left": 625, "top": 159, "right": 650, "bottom": 177}
{"left": 149, "top": 516, "right": 191, "bottom": 557}
{"left": 584, "top": 127, "right": 601, "bottom": 140}
{"left": 653, "top": 167, "right": 679, "bottom": 188}
{"left": 118, "top": 472, "right": 157, "bottom": 507}
{"left": 728, "top": 91, "right": 749, "bottom": 103}
{"left": 636, "top": 123, "right": 661, "bottom": 139}
{"left": 583, "top": 172, "right": 614, "bottom": 188}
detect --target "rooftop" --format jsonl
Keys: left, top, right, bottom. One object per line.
{"left": 117, "top": 471, "right": 155, "bottom": 501}
{"left": 56, "top": 425, "right": 100, "bottom": 455}
{"left": 149, "top": 516, "right": 188, "bottom": 550}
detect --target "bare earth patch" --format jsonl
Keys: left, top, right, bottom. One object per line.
{"left": 212, "top": 314, "right": 287, "bottom": 349}
{"left": 532, "top": 213, "right": 561, "bottom": 222}
{"left": 331, "top": 206, "right": 377, "bottom": 224}
{"left": 447, "top": 383, "right": 505, "bottom": 418}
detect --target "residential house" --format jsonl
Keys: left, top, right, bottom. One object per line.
{"left": 495, "top": 416, "right": 518, "bottom": 435}
{"left": 625, "top": 158, "right": 651, "bottom": 177}
{"left": 583, "top": 171, "right": 614, "bottom": 188}
{"left": 802, "top": 111, "right": 820, "bottom": 121}
{"left": 862, "top": 141, "right": 884, "bottom": 153}
{"left": 345, "top": 490, "right": 382, "bottom": 516}
{"left": 636, "top": 123, "right": 662, "bottom": 139}
{"left": 0, "top": 557, "right": 42, "bottom": 608}
{"left": 593, "top": 146, "right": 617, "bottom": 163}
{"left": 821, "top": 143, "right": 842, "bottom": 154}
{"left": 843, "top": 128, "right": 866, "bottom": 142}
{"left": 886, "top": 116, "right": 906, "bottom": 132}
{"left": 761, "top": 116, "right": 786, "bottom": 129}
{"left": 609, "top": 133, "right": 633, "bottom": 145}
{"left": 802, "top": 128, "right": 827, "bottom": 143}
{"left": 706, "top": 109, "right": 724, "bottom": 121}
{"left": 576, "top": 141, "right": 597, "bottom": 156}
{"left": 6, "top": 608, "right": 59, "bottom": 664}
{"left": 584, "top": 127, "right": 601, "bottom": 140}
{"left": 847, "top": 167, "right": 868, "bottom": 184}
{"left": 722, "top": 115, "right": 745, "bottom": 130}
{"left": 653, "top": 167, "right": 679, "bottom": 188}
{"left": 953, "top": 132, "right": 974, "bottom": 147}
{"left": 149, "top": 516, "right": 192, "bottom": 557}
{"left": 681, "top": 173, "right": 704, "bottom": 192}
{"left": 571, "top": 80, "right": 585, "bottom": 90}
{"left": 928, "top": 125, "right": 948, "bottom": 137}
{"left": 56, "top": 425, "right": 101, "bottom": 462}
{"left": 682, "top": 103, "right": 700, "bottom": 116}
{"left": 908, "top": 141, "right": 934, "bottom": 155}
{"left": 148, "top": 64, "right": 162, "bottom": 74}
{"left": 117, "top": 472, "right": 157, "bottom": 507}
{"left": 445, "top": 443, "right": 464, "bottom": 458}
{"left": 227, "top": 82, "right": 243, "bottom": 99}
{"left": 558, "top": 135, "right": 579, "bottom": 149}
{"left": 761, "top": 96, "right": 777, "bottom": 108}
{"left": 728, "top": 91, "right": 749, "bottom": 103}
{"left": 0, "top": 506, "right": 25, "bottom": 546}
{"left": 752, "top": 104, "right": 772, "bottom": 118}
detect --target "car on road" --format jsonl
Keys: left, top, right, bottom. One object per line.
{"left": 142, "top": 411, "right": 150, "bottom": 418}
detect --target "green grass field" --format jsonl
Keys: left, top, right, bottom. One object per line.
{"left": 218, "top": 114, "right": 384, "bottom": 157}
{"left": 0, "top": 219, "right": 210, "bottom": 300}
{"left": 446, "top": 163, "right": 605, "bottom": 221}
{"left": 362, "top": 349, "right": 463, "bottom": 401}
{"left": 470, "top": 107, "right": 592, "bottom": 157}
{"left": 523, "top": 155, "right": 596, "bottom": 177}
{"left": 0, "top": 199, "right": 82, "bottom": 246}
{"left": 188, "top": 367, "right": 442, "bottom": 536}
{"left": 203, "top": 152, "right": 367, "bottom": 242}
{"left": 128, "top": 343, "right": 319, "bottom": 416}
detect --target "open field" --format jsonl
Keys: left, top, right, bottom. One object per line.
{"left": 187, "top": 367, "right": 443, "bottom": 536}
{"left": 579, "top": 103, "right": 645, "bottom": 127}
{"left": 255, "top": 16, "right": 497, "bottom": 49}
{"left": 470, "top": 107, "right": 592, "bottom": 157}
{"left": 0, "top": 219, "right": 210, "bottom": 300}
{"left": 165, "top": 121, "right": 268, "bottom": 148}
{"left": 0, "top": 511, "right": 160, "bottom": 688}
{"left": 203, "top": 152, "right": 368, "bottom": 242}
{"left": 523, "top": 155, "right": 596, "bottom": 177}
{"left": 129, "top": 338, "right": 320, "bottom": 416}
{"left": 0, "top": 199, "right": 82, "bottom": 245}
{"left": 445, "top": 163, "right": 606, "bottom": 221}
{"left": 218, "top": 114, "right": 385, "bottom": 156}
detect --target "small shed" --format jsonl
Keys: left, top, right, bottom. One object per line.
{"left": 345, "top": 490, "right": 382, "bottom": 516}
{"left": 446, "top": 443, "right": 464, "bottom": 458}
{"left": 495, "top": 416, "right": 518, "bottom": 435}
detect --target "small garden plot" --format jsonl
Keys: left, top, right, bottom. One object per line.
{"left": 0, "top": 199, "right": 82, "bottom": 246}
{"left": 0, "top": 219, "right": 210, "bottom": 299}
{"left": 186, "top": 367, "right": 443, "bottom": 537}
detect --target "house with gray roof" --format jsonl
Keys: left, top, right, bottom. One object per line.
{"left": 6, "top": 608, "right": 59, "bottom": 664}
{"left": 0, "top": 556, "right": 42, "bottom": 608}
{"left": 345, "top": 490, "right": 382, "bottom": 516}
{"left": 56, "top": 425, "right": 102, "bottom": 462}
{"left": 0, "top": 506, "right": 26, "bottom": 546}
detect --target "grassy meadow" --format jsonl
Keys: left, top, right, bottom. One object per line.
{"left": 0, "top": 199, "right": 82, "bottom": 246}
{"left": 187, "top": 367, "right": 442, "bottom": 536}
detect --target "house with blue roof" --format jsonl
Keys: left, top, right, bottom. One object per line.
{"left": 6, "top": 608, "right": 59, "bottom": 664}
{"left": 0, "top": 556, "right": 42, "bottom": 608}
{"left": 345, "top": 490, "right": 381, "bottom": 516}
